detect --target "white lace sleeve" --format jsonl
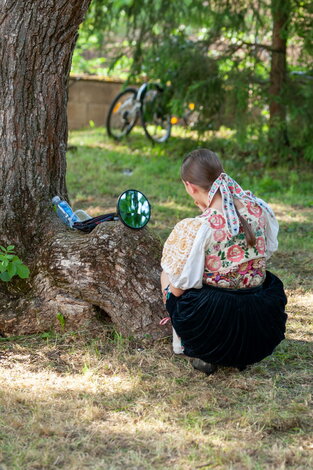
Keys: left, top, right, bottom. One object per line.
{"left": 255, "top": 197, "right": 279, "bottom": 259}
{"left": 265, "top": 212, "right": 279, "bottom": 259}
{"left": 161, "top": 218, "right": 210, "bottom": 289}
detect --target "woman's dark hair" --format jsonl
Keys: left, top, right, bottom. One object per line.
{"left": 181, "top": 148, "right": 256, "bottom": 247}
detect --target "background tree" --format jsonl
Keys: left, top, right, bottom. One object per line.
{"left": 0, "top": 0, "right": 167, "bottom": 338}
{"left": 269, "top": 0, "right": 290, "bottom": 148}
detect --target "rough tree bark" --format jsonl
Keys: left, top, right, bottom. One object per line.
{"left": 269, "top": 0, "right": 290, "bottom": 149}
{"left": 0, "top": 221, "right": 168, "bottom": 338}
{"left": 0, "top": 0, "right": 168, "bottom": 338}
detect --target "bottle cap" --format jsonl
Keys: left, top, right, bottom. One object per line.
{"left": 52, "top": 196, "right": 61, "bottom": 205}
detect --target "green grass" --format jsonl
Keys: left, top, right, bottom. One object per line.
{"left": 0, "top": 127, "right": 312, "bottom": 469}
{"left": 67, "top": 126, "right": 313, "bottom": 247}
{"left": 67, "top": 127, "right": 313, "bottom": 210}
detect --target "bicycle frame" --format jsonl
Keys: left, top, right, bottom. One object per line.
{"left": 106, "top": 82, "right": 171, "bottom": 143}
{"left": 122, "top": 83, "right": 149, "bottom": 116}
{"left": 117, "top": 82, "right": 162, "bottom": 125}
{"left": 120, "top": 92, "right": 141, "bottom": 120}
{"left": 136, "top": 83, "right": 148, "bottom": 102}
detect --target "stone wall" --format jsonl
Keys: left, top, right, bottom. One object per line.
{"left": 67, "top": 75, "right": 244, "bottom": 131}
{"left": 68, "top": 76, "right": 124, "bottom": 130}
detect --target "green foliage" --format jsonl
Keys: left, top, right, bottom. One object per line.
{"left": 0, "top": 245, "right": 30, "bottom": 283}
{"left": 304, "top": 145, "right": 313, "bottom": 162}
{"left": 285, "top": 72, "right": 313, "bottom": 152}
{"left": 138, "top": 36, "right": 224, "bottom": 129}
{"left": 56, "top": 313, "right": 66, "bottom": 330}
{"left": 72, "top": 0, "right": 313, "bottom": 161}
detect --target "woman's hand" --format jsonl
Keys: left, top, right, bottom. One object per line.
{"left": 170, "top": 284, "right": 185, "bottom": 297}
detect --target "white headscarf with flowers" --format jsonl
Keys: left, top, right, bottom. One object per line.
{"left": 207, "top": 172, "right": 275, "bottom": 237}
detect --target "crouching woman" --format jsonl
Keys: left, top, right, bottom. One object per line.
{"left": 161, "top": 149, "right": 287, "bottom": 375}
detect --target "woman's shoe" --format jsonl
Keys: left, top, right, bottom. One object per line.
{"left": 192, "top": 358, "right": 217, "bottom": 375}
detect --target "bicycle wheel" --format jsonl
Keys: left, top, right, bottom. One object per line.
{"left": 140, "top": 84, "right": 171, "bottom": 143}
{"left": 106, "top": 88, "right": 138, "bottom": 140}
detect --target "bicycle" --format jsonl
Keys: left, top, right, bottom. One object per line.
{"left": 106, "top": 82, "right": 172, "bottom": 143}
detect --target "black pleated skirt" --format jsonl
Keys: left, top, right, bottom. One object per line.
{"left": 166, "top": 271, "right": 287, "bottom": 367}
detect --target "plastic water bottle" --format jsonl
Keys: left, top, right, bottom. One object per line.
{"left": 52, "top": 196, "right": 80, "bottom": 227}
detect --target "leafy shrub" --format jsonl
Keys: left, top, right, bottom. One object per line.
{"left": 133, "top": 36, "right": 224, "bottom": 130}
{"left": 0, "top": 245, "right": 30, "bottom": 282}
{"left": 285, "top": 73, "right": 313, "bottom": 159}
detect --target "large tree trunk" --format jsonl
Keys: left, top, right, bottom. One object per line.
{"left": 269, "top": 0, "right": 290, "bottom": 150}
{"left": 0, "top": 221, "right": 168, "bottom": 339}
{"left": 0, "top": 1, "right": 167, "bottom": 338}
{"left": 0, "top": 0, "right": 89, "bottom": 249}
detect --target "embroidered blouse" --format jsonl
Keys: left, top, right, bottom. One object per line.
{"left": 161, "top": 199, "right": 279, "bottom": 290}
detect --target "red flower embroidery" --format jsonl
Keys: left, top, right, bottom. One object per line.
{"left": 213, "top": 229, "right": 226, "bottom": 242}
{"left": 227, "top": 244, "right": 245, "bottom": 262}
{"left": 205, "top": 255, "right": 222, "bottom": 272}
{"left": 256, "top": 236, "right": 266, "bottom": 255}
{"left": 208, "top": 213, "right": 226, "bottom": 229}
{"left": 247, "top": 202, "right": 262, "bottom": 218}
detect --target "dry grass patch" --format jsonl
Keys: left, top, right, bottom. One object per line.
{"left": 1, "top": 312, "right": 312, "bottom": 470}
{"left": 270, "top": 203, "right": 313, "bottom": 225}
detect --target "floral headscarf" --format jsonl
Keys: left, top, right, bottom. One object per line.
{"left": 207, "top": 172, "right": 274, "bottom": 236}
